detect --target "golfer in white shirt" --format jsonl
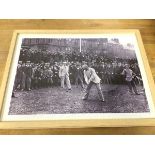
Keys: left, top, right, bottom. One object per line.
{"left": 82, "top": 64, "right": 105, "bottom": 102}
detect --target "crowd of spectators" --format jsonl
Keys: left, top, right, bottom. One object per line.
{"left": 13, "top": 38, "right": 142, "bottom": 91}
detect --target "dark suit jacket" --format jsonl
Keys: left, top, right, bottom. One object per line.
{"left": 25, "top": 66, "right": 33, "bottom": 77}
{"left": 74, "top": 66, "right": 83, "bottom": 78}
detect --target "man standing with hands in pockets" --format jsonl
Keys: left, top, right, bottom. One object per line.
{"left": 59, "top": 62, "right": 72, "bottom": 92}
{"left": 82, "top": 64, "right": 105, "bottom": 102}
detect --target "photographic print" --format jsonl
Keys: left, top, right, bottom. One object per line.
{"left": 1, "top": 30, "right": 155, "bottom": 122}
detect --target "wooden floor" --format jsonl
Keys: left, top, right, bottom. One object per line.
{"left": 0, "top": 19, "right": 155, "bottom": 134}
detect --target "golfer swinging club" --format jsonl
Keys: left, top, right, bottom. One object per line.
{"left": 82, "top": 64, "right": 105, "bottom": 102}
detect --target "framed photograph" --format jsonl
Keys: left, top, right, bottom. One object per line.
{"left": 0, "top": 30, "right": 155, "bottom": 129}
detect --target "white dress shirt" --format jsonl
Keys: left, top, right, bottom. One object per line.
{"left": 59, "top": 65, "right": 69, "bottom": 77}
{"left": 84, "top": 68, "right": 101, "bottom": 84}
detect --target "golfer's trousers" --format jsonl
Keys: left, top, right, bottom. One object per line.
{"left": 84, "top": 81, "right": 104, "bottom": 100}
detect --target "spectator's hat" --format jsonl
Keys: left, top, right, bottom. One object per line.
{"left": 76, "top": 63, "right": 81, "bottom": 67}
{"left": 125, "top": 64, "right": 129, "bottom": 67}
{"left": 26, "top": 61, "right": 31, "bottom": 63}
{"left": 82, "top": 64, "right": 88, "bottom": 69}
{"left": 47, "top": 62, "right": 50, "bottom": 65}
{"left": 18, "top": 61, "right": 22, "bottom": 64}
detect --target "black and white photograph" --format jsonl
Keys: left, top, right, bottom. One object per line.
{"left": 2, "top": 33, "right": 155, "bottom": 121}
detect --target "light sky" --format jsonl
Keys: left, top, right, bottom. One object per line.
{"left": 108, "top": 36, "right": 135, "bottom": 45}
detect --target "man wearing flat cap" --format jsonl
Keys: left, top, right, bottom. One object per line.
{"left": 82, "top": 64, "right": 105, "bottom": 102}
{"left": 121, "top": 64, "right": 140, "bottom": 95}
